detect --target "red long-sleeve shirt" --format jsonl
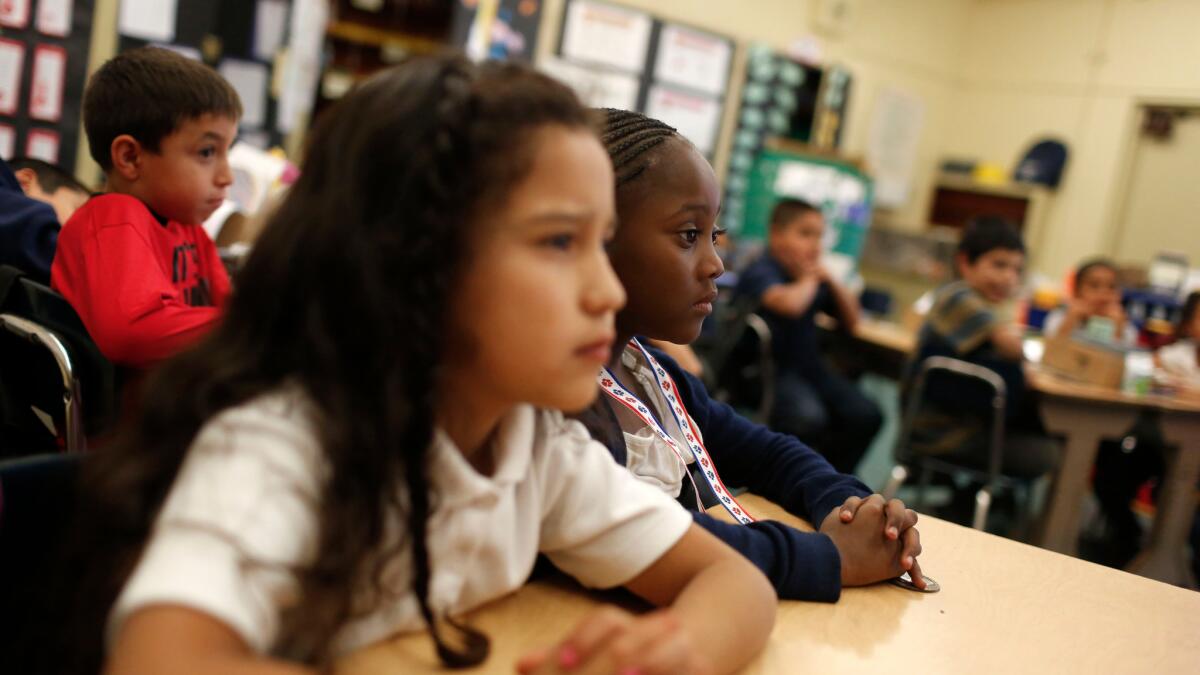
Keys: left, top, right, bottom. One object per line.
{"left": 51, "top": 194, "right": 231, "bottom": 369}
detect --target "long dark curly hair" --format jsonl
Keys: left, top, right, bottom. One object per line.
{"left": 50, "top": 54, "right": 594, "bottom": 671}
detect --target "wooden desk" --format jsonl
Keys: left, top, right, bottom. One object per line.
{"left": 1028, "top": 367, "right": 1200, "bottom": 588}
{"left": 338, "top": 495, "right": 1200, "bottom": 674}
{"left": 819, "top": 316, "right": 916, "bottom": 380}
{"left": 854, "top": 317, "right": 917, "bottom": 356}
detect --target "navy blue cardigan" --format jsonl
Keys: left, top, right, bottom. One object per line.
{"left": 583, "top": 345, "right": 872, "bottom": 602}
{"left": 0, "top": 159, "right": 60, "bottom": 284}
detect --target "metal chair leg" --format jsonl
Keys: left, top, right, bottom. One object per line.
{"left": 972, "top": 485, "right": 993, "bottom": 531}
{"left": 916, "top": 463, "right": 933, "bottom": 511}
{"left": 882, "top": 464, "right": 908, "bottom": 500}
{"left": 1011, "top": 483, "right": 1032, "bottom": 541}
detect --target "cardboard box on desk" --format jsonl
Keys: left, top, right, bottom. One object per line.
{"left": 1041, "top": 335, "right": 1126, "bottom": 389}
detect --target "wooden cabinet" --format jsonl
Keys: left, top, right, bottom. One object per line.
{"left": 928, "top": 174, "right": 1053, "bottom": 263}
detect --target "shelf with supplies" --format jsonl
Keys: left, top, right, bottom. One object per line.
{"left": 928, "top": 173, "right": 1053, "bottom": 266}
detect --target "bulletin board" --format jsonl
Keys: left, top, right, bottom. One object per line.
{"left": 114, "top": 0, "right": 295, "bottom": 150}
{"left": 0, "top": 0, "right": 96, "bottom": 168}
{"left": 450, "top": 0, "right": 544, "bottom": 62}
{"left": 546, "top": 0, "right": 733, "bottom": 160}
{"left": 722, "top": 42, "right": 853, "bottom": 236}
{"left": 741, "top": 148, "right": 873, "bottom": 272}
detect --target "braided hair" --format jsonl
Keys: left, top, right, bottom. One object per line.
{"left": 51, "top": 55, "right": 592, "bottom": 673}
{"left": 599, "top": 108, "right": 678, "bottom": 187}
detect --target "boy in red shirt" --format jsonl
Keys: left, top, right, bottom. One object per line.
{"left": 52, "top": 47, "right": 241, "bottom": 369}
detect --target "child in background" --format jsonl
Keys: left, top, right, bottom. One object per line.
{"left": 1158, "top": 291, "right": 1200, "bottom": 389}
{"left": 910, "top": 217, "right": 1058, "bottom": 485}
{"left": 0, "top": 157, "right": 90, "bottom": 283}
{"left": 576, "top": 109, "right": 926, "bottom": 603}
{"left": 51, "top": 47, "right": 237, "bottom": 369}
{"left": 49, "top": 57, "right": 772, "bottom": 675}
{"left": 735, "top": 199, "right": 882, "bottom": 474}
{"left": 1043, "top": 258, "right": 1137, "bottom": 346}
{"left": 1046, "top": 257, "right": 1150, "bottom": 567}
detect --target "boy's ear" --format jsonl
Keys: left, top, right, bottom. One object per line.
{"left": 953, "top": 251, "right": 971, "bottom": 276}
{"left": 110, "top": 134, "right": 144, "bottom": 181}
{"left": 12, "top": 167, "right": 38, "bottom": 196}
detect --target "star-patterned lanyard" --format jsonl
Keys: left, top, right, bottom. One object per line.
{"left": 598, "top": 338, "right": 755, "bottom": 524}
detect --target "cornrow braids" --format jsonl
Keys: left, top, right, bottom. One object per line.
{"left": 599, "top": 108, "right": 677, "bottom": 187}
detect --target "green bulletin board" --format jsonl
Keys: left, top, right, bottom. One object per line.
{"left": 741, "top": 148, "right": 873, "bottom": 270}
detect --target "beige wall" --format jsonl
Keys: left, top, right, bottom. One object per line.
{"left": 537, "top": 0, "right": 1200, "bottom": 280}
{"left": 74, "top": 0, "right": 120, "bottom": 187}
{"left": 1111, "top": 109, "right": 1200, "bottom": 264}
{"left": 533, "top": 0, "right": 973, "bottom": 230}
{"left": 944, "top": 0, "right": 1200, "bottom": 278}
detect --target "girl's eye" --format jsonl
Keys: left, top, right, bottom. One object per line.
{"left": 713, "top": 228, "right": 727, "bottom": 244}
{"left": 679, "top": 229, "right": 700, "bottom": 245}
{"left": 199, "top": 147, "right": 216, "bottom": 159}
{"left": 542, "top": 233, "right": 575, "bottom": 251}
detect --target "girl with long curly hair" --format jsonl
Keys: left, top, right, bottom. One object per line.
{"left": 51, "top": 56, "right": 773, "bottom": 675}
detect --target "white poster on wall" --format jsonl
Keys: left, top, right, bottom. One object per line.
{"left": 0, "top": 125, "right": 14, "bottom": 160}
{"left": 866, "top": 87, "right": 925, "bottom": 208}
{"left": 118, "top": 0, "right": 177, "bottom": 42}
{"left": 35, "top": 0, "right": 73, "bottom": 37}
{"left": 26, "top": 128, "right": 60, "bottom": 163}
{"left": 219, "top": 59, "right": 269, "bottom": 129}
{"left": 561, "top": 0, "right": 651, "bottom": 74}
{"left": 254, "top": 0, "right": 289, "bottom": 61}
{"left": 645, "top": 85, "right": 722, "bottom": 156}
{"left": 278, "top": 0, "right": 327, "bottom": 133}
{"left": 540, "top": 57, "right": 639, "bottom": 111}
{"left": 29, "top": 45, "right": 67, "bottom": 122}
{"left": 653, "top": 24, "right": 730, "bottom": 97}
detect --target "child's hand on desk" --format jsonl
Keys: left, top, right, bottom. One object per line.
{"left": 516, "top": 606, "right": 711, "bottom": 675}
{"left": 820, "top": 494, "right": 926, "bottom": 589}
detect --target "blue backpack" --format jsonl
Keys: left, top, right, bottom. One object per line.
{"left": 1014, "top": 139, "right": 1068, "bottom": 188}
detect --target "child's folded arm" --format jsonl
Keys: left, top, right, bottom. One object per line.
{"left": 106, "top": 606, "right": 314, "bottom": 675}
{"left": 690, "top": 510, "right": 842, "bottom": 602}
{"left": 648, "top": 346, "right": 870, "bottom": 524}
{"left": 621, "top": 523, "right": 776, "bottom": 675}
{"left": 73, "top": 222, "right": 221, "bottom": 367}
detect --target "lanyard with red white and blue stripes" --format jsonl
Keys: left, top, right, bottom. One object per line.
{"left": 599, "top": 339, "right": 755, "bottom": 524}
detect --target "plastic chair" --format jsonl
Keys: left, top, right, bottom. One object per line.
{"left": 705, "top": 305, "right": 776, "bottom": 425}
{"left": 882, "top": 356, "right": 1032, "bottom": 532}
{"left": 0, "top": 453, "right": 82, "bottom": 659}
{"left": 0, "top": 267, "right": 118, "bottom": 454}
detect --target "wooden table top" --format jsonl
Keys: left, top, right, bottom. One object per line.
{"left": 339, "top": 495, "right": 1200, "bottom": 674}
{"left": 853, "top": 317, "right": 918, "bottom": 356}
{"left": 814, "top": 315, "right": 918, "bottom": 357}
{"left": 1027, "top": 365, "right": 1200, "bottom": 414}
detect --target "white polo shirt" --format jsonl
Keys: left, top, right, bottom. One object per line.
{"left": 613, "top": 345, "right": 698, "bottom": 500}
{"left": 109, "top": 389, "right": 692, "bottom": 657}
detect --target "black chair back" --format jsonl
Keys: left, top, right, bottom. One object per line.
{"left": 0, "top": 453, "right": 83, "bottom": 663}
{"left": 0, "top": 266, "right": 119, "bottom": 454}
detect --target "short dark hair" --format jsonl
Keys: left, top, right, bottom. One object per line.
{"left": 957, "top": 215, "right": 1025, "bottom": 263}
{"left": 769, "top": 198, "right": 820, "bottom": 231}
{"left": 8, "top": 157, "right": 89, "bottom": 194}
{"left": 83, "top": 46, "right": 242, "bottom": 171}
{"left": 1073, "top": 257, "right": 1118, "bottom": 293}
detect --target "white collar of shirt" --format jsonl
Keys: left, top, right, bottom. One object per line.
{"left": 617, "top": 344, "right": 699, "bottom": 461}
{"left": 427, "top": 404, "right": 535, "bottom": 508}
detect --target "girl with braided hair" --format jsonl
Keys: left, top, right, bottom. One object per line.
{"left": 576, "top": 108, "right": 929, "bottom": 602}
{"left": 49, "top": 59, "right": 774, "bottom": 675}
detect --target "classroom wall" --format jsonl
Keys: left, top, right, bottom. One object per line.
{"left": 533, "top": 0, "right": 973, "bottom": 231}
{"left": 1111, "top": 110, "right": 1200, "bottom": 265}
{"left": 75, "top": 0, "right": 119, "bottom": 187}
{"left": 943, "top": 0, "right": 1200, "bottom": 279}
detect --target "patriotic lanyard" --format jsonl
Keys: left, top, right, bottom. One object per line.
{"left": 598, "top": 339, "right": 755, "bottom": 524}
